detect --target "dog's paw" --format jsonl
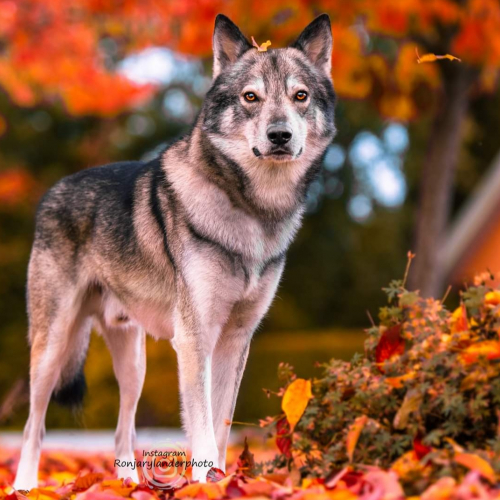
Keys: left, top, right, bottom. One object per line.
{"left": 117, "top": 467, "right": 140, "bottom": 484}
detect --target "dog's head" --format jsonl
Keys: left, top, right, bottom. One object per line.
{"left": 202, "top": 14, "right": 336, "bottom": 171}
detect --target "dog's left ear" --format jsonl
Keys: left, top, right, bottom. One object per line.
{"left": 213, "top": 14, "right": 252, "bottom": 79}
{"left": 292, "top": 14, "right": 333, "bottom": 78}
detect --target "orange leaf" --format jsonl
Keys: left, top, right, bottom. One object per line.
{"left": 251, "top": 36, "right": 271, "bottom": 52}
{"left": 346, "top": 415, "right": 368, "bottom": 463}
{"left": 282, "top": 378, "right": 313, "bottom": 430}
{"left": 451, "top": 303, "right": 468, "bottom": 333}
{"left": 73, "top": 472, "right": 105, "bottom": 491}
{"left": 416, "top": 48, "right": 461, "bottom": 64}
{"left": 454, "top": 453, "right": 496, "bottom": 483}
{"left": 385, "top": 371, "right": 416, "bottom": 389}
{"left": 460, "top": 340, "right": 500, "bottom": 363}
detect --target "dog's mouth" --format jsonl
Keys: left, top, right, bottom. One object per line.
{"left": 252, "top": 147, "right": 302, "bottom": 161}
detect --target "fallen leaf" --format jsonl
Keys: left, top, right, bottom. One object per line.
{"left": 240, "top": 479, "right": 275, "bottom": 496}
{"left": 362, "top": 470, "right": 404, "bottom": 500}
{"left": 251, "top": 36, "right": 271, "bottom": 52}
{"left": 393, "top": 389, "right": 423, "bottom": 430}
{"left": 421, "top": 477, "right": 456, "bottom": 499}
{"left": 73, "top": 473, "right": 105, "bottom": 492}
{"left": 206, "top": 468, "right": 225, "bottom": 483}
{"left": 454, "top": 453, "right": 496, "bottom": 483}
{"left": 391, "top": 450, "right": 423, "bottom": 479}
{"left": 416, "top": 48, "right": 461, "bottom": 63}
{"left": 224, "top": 477, "right": 245, "bottom": 498}
{"left": 346, "top": 415, "right": 368, "bottom": 463}
{"left": 174, "top": 482, "right": 223, "bottom": 499}
{"left": 282, "top": 378, "right": 313, "bottom": 430}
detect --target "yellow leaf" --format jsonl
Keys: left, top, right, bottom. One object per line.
{"left": 454, "top": 453, "right": 496, "bottom": 483}
{"left": 346, "top": 415, "right": 368, "bottom": 463}
{"left": 391, "top": 451, "right": 422, "bottom": 479}
{"left": 282, "top": 378, "right": 313, "bottom": 431}
{"left": 251, "top": 36, "right": 272, "bottom": 52}
{"left": 416, "top": 49, "right": 461, "bottom": 64}
{"left": 485, "top": 291, "right": 500, "bottom": 306}
{"left": 393, "top": 389, "right": 423, "bottom": 430}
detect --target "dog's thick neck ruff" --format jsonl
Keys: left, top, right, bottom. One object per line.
{"left": 160, "top": 124, "right": 324, "bottom": 229}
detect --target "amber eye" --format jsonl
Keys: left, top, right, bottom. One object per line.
{"left": 295, "top": 91, "right": 308, "bottom": 101}
{"left": 244, "top": 92, "right": 258, "bottom": 102}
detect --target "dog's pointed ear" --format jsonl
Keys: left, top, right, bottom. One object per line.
{"left": 292, "top": 14, "right": 332, "bottom": 78}
{"left": 213, "top": 14, "right": 252, "bottom": 79}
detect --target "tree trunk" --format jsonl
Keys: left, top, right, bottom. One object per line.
{"left": 408, "top": 66, "right": 472, "bottom": 297}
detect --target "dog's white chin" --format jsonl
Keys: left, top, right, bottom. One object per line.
{"left": 258, "top": 152, "right": 303, "bottom": 164}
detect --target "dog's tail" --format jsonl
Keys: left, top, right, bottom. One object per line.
{"left": 51, "top": 364, "right": 87, "bottom": 408}
{"left": 49, "top": 334, "right": 89, "bottom": 409}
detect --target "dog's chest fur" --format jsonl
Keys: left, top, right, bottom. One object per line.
{"left": 92, "top": 143, "right": 304, "bottom": 338}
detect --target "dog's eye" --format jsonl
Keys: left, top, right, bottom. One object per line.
{"left": 295, "top": 91, "right": 308, "bottom": 101}
{"left": 244, "top": 92, "right": 258, "bottom": 102}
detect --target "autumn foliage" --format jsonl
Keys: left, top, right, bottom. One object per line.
{"left": 3, "top": 271, "right": 500, "bottom": 497}
{"left": 1, "top": 0, "right": 500, "bottom": 123}
{"left": 261, "top": 271, "right": 500, "bottom": 495}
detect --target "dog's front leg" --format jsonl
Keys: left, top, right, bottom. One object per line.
{"left": 172, "top": 305, "right": 221, "bottom": 483}
{"left": 212, "top": 265, "right": 285, "bottom": 470}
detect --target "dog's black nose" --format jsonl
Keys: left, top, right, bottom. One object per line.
{"left": 267, "top": 124, "right": 292, "bottom": 145}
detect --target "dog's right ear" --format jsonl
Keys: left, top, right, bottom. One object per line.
{"left": 213, "top": 15, "right": 252, "bottom": 79}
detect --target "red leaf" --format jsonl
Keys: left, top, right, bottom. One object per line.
{"left": 375, "top": 324, "right": 405, "bottom": 373}
{"left": 276, "top": 416, "right": 292, "bottom": 458}
{"left": 413, "top": 436, "right": 432, "bottom": 460}
{"left": 206, "top": 467, "right": 226, "bottom": 483}
{"left": 226, "top": 477, "right": 245, "bottom": 498}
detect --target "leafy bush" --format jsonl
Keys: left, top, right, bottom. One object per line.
{"left": 263, "top": 267, "right": 500, "bottom": 492}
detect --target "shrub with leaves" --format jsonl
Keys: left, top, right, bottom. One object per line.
{"left": 263, "top": 266, "right": 500, "bottom": 493}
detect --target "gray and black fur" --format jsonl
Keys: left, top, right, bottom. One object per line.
{"left": 14, "top": 14, "right": 336, "bottom": 489}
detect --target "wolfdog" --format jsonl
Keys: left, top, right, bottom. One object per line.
{"left": 14, "top": 13, "right": 336, "bottom": 489}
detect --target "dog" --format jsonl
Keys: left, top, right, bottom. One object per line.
{"left": 13, "top": 13, "right": 336, "bottom": 489}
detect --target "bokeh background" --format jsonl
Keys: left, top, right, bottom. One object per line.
{"left": 1, "top": 0, "right": 500, "bottom": 431}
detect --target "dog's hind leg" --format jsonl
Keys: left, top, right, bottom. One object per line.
{"left": 14, "top": 278, "right": 91, "bottom": 491}
{"left": 101, "top": 326, "right": 146, "bottom": 483}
